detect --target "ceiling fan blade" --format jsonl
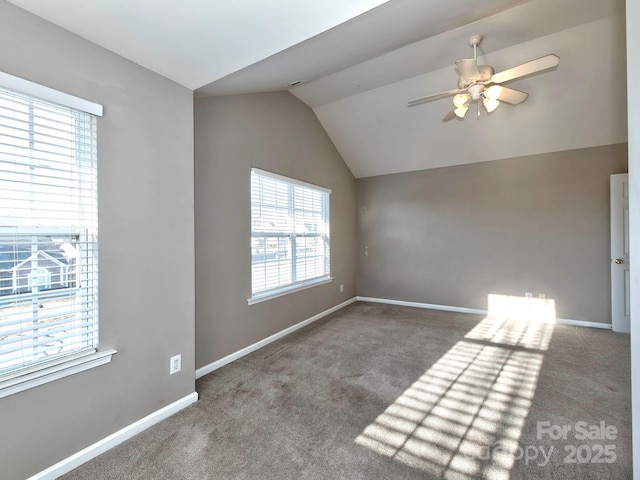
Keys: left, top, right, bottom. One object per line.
{"left": 408, "top": 89, "right": 462, "bottom": 107}
{"left": 443, "top": 109, "right": 456, "bottom": 122}
{"left": 456, "top": 59, "right": 481, "bottom": 82}
{"left": 490, "top": 54, "right": 559, "bottom": 84}
{"left": 494, "top": 86, "right": 529, "bottom": 105}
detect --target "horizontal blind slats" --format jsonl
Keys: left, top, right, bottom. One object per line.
{"left": 0, "top": 82, "right": 99, "bottom": 377}
{"left": 0, "top": 322, "right": 99, "bottom": 347}
{"left": 0, "top": 325, "right": 98, "bottom": 356}
{"left": 0, "top": 307, "right": 97, "bottom": 332}
{"left": 0, "top": 339, "right": 97, "bottom": 365}
{"left": 251, "top": 170, "right": 329, "bottom": 298}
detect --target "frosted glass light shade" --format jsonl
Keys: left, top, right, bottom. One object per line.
{"left": 485, "top": 85, "right": 502, "bottom": 100}
{"left": 453, "top": 93, "right": 470, "bottom": 108}
{"left": 484, "top": 98, "right": 500, "bottom": 113}
{"left": 454, "top": 105, "right": 468, "bottom": 118}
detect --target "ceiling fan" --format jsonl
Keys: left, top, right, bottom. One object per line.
{"left": 408, "top": 34, "right": 559, "bottom": 120}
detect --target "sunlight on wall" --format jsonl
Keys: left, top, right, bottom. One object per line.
{"left": 487, "top": 294, "right": 556, "bottom": 323}
{"left": 355, "top": 295, "right": 557, "bottom": 479}
{"left": 468, "top": 295, "right": 556, "bottom": 351}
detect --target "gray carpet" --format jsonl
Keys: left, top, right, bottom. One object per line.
{"left": 62, "top": 302, "right": 632, "bottom": 479}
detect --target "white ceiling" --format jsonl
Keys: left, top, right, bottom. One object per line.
{"left": 5, "top": 0, "right": 391, "bottom": 90}
{"left": 8, "top": 0, "right": 627, "bottom": 178}
{"left": 195, "top": 0, "right": 532, "bottom": 97}
{"left": 314, "top": 14, "right": 628, "bottom": 178}
{"left": 291, "top": 0, "right": 623, "bottom": 107}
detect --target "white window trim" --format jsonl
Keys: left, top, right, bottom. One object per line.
{"left": 0, "top": 71, "right": 108, "bottom": 398}
{"left": 247, "top": 276, "right": 334, "bottom": 305}
{"left": 251, "top": 168, "right": 332, "bottom": 194}
{"left": 0, "top": 71, "right": 103, "bottom": 116}
{"left": 0, "top": 349, "right": 116, "bottom": 399}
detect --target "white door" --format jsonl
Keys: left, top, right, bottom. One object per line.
{"left": 611, "top": 173, "right": 630, "bottom": 333}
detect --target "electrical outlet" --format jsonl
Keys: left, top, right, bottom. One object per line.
{"left": 539, "top": 293, "right": 546, "bottom": 300}
{"left": 340, "top": 284, "right": 344, "bottom": 292}
{"left": 170, "top": 354, "right": 181, "bottom": 375}
{"left": 525, "top": 292, "right": 533, "bottom": 299}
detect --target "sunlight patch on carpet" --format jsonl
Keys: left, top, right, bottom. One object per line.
{"left": 355, "top": 295, "right": 555, "bottom": 479}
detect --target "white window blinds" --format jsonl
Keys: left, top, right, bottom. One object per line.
{"left": 0, "top": 82, "right": 99, "bottom": 379}
{"left": 251, "top": 168, "right": 330, "bottom": 301}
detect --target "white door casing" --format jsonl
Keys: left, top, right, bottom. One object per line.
{"left": 611, "top": 173, "right": 630, "bottom": 333}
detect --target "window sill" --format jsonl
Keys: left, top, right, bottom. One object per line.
{"left": 248, "top": 277, "right": 334, "bottom": 305}
{"left": 0, "top": 349, "right": 117, "bottom": 399}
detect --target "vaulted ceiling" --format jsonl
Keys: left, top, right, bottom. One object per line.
{"left": 8, "top": 0, "right": 627, "bottom": 177}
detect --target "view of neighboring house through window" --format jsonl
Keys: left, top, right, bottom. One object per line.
{"left": 0, "top": 82, "right": 98, "bottom": 378}
{"left": 250, "top": 168, "right": 330, "bottom": 302}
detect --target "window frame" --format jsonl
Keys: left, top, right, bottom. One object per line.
{"left": 248, "top": 168, "right": 332, "bottom": 305}
{"left": 0, "top": 71, "right": 114, "bottom": 399}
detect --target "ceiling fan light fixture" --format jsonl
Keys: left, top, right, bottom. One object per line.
{"left": 454, "top": 105, "right": 468, "bottom": 118}
{"left": 453, "top": 93, "right": 470, "bottom": 108}
{"left": 483, "top": 98, "right": 500, "bottom": 113}
{"left": 485, "top": 85, "right": 502, "bottom": 100}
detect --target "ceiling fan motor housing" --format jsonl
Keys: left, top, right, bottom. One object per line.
{"left": 468, "top": 84, "right": 485, "bottom": 100}
{"left": 478, "top": 65, "right": 494, "bottom": 81}
{"left": 458, "top": 65, "right": 494, "bottom": 88}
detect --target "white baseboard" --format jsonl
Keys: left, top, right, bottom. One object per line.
{"left": 29, "top": 392, "right": 199, "bottom": 480}
{"left": 356, "top": 296, "right": 487, "bottom": 315}
{"left": 555, "top": 318, "right": 612, "bottom": 329}
{"left": 196, "top": 297, "right": 358, "bottom": 379}
{"left": 356, "top": 296, "right": 612, "bottom": 330}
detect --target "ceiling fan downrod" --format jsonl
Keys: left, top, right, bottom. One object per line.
{"left": 468, "top": 34, "right": 483, "bottom": 62}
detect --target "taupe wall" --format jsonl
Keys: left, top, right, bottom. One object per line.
{"left": 195, "top": 92, "right": 356, "bottom": 369}
{"left": 0, "top": 3, "right": 195, "bottom": 479}
{"left": 357, "top": 144, "right": 628, "bottom": 324}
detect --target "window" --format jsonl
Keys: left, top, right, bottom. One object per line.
{"left": 250, "top": 168, "right": 331, "bottom": 303}
{"left": 0, "top": 71, "right": 110, "bottom": 397}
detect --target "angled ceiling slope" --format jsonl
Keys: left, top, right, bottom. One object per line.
{"left": 8, "top": 0, "right": 627, "bottom": 178}
{"left": 193, "top": 0, "right": 625, "bottom": 178}
{"left": 311, "top": 11, "right": 627, "bottom": 178}
{"left": 195, "top": 0, "right": 532, "bottom": 97}
{"left": 197, "top": 0, "right": 621, "bottom": 103}
{"left": 6, "top": 0, "right": 392, "bottom": 90}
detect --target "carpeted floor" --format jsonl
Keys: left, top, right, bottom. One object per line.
{"left": 62, "top": 302, "right": 632, "bottom": 479}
